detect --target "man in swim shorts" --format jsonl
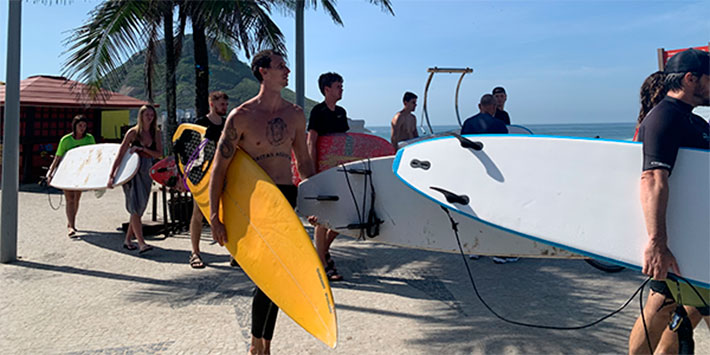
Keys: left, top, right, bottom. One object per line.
{"left": 628, "top": 48, "right": 710, "bottom": 354}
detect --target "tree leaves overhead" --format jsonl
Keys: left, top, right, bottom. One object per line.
{"left": 62, "top": 0, "right": 163, "bottom": 96}
{"left": 62, "top": 0, "right": 395, "bottom": 99}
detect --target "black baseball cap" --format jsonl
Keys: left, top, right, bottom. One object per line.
{"left": 665, "top": 48, "right": 710, "bottom": 76}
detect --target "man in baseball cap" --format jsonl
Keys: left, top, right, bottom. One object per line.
{"left": 629, "top": 48, "right": 709, "bottom": 354}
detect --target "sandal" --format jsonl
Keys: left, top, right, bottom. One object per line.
{"left": 324, "top": 253, "right": 343, "bottom": 281}
{"left": 122, "top": 243, "right": 138, "bottom": 251}
{"left": 190, "top": 253, "right": 206, "bottom": 269}
{"left": 138, "top": 245, "right": 154, "bottom": 254}
{"left": 326, "top": 265, "right": 343, "bottom": 281}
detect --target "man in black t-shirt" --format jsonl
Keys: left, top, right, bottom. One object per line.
{"left": 628, "top": 49, "right": 710, "bottom": 354}
{"left": 492, "top": 86, "right": 511, "bottom": 125}
{"left": 307, "top": 72, "right": 348, "bottom": 281}
{"left": 188, "top": 91, "right": 229, "bottom": 269}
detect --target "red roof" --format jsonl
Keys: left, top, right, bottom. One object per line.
{"left": 0, "top": 75, "right": 151, "bottom": 108}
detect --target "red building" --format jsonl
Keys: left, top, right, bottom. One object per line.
{"left": 0, "top": 75, "right": 151, "bottom": 183}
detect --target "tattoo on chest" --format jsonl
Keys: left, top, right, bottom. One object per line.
{"left": 253, "top": 151, "right": 291, "bottom": 162}
{"left": 266, "top": 117, "right": 288, "bottom": 146}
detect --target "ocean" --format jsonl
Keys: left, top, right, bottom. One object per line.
{"left": 365, "top": 122, "right": 637, "bottom": 141}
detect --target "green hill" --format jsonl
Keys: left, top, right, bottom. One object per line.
{"left": 107, "top": 35, "right": 318, "bottom": 117}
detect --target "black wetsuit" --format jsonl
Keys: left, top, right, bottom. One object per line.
{"left": 251, "top": 185, "right": 298, "bottom": 340}
{"left": 638, "top": 96, "right": 710, "bottom": 315}
{"left": 494, "top": 108, "right": 511, "bottom": 125}
{"left": 461, "top": 112, "right": 508, "bottom": 134}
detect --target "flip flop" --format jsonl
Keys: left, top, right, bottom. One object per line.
{"left": 123, "top": 243, "right": 138, "bottom": 251}
{"left": 139, "top": 245, "right": 154, "bottom": 254}
{"left": 67, "top": 228, "right": 78, "bottom": 239}
{"left": 189, "top": 253, "right": 205, "bottom": 269}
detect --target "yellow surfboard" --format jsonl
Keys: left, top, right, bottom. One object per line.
{"left": 172, "top": 124, "right": 337, "bottom": 348}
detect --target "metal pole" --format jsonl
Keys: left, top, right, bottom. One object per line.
{"left": 421, "top": 71, "right": 435, "bottom": 135}
{"left": 454, "top": 69, "right": 473, "bottom": 127}
{"left": 1, "top": 0, "right": 22, "bottom": 263}
{"left": 295, "top": 0, "right": 305, "bottom": 109}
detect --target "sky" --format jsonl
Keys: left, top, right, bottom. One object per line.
{"left": 0, "top": 0, "right": 708, "bottom": 126}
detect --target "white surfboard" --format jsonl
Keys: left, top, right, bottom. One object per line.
{"left": 297, "top": 156, "right": 580, "bottom": 258}
{"left": 398, "top": 124, "right": 532, "bottom": 149}
{"left": 50, "top": 143, "right": 140, "bottom": 191}
{"left": 393, "top": 135, "right": 710, "bottom": 287}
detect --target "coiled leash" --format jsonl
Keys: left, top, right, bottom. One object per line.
{"left": 39, "top": 176, "right": 63, "bottom": 211}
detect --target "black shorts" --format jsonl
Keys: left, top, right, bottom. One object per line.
{"left": 277, "top": 184, "right": 297, "bottom": 208}
{"left": 650, "top": 279, "right": 710, "bottom": 316}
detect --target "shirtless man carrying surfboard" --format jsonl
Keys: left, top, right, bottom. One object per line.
{"left": 209, "top": 50, "right": 315, "bottom": 355}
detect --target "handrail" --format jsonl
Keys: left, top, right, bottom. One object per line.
{"left": 454, "top": 70, "right": 471, "bottom": 127}
{"left": 421, "top": 67, "right": 474, "bottom": 134}
{"left": 421, "top": 71, "right": 436, "bottom": 135}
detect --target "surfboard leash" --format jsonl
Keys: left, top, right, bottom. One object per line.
{"left": 340, "top": 162, "right": 364, "bottom": 239}
{"left": 439, "top": 205, "right": 652, "bottom": 331}
{"left": 39, "top": 177, "right": 63, "bottom": 211}
{"left": 181, "top": 138, "right": 209, "bottom": 191}
{"left": 338, "top": 159, "right": 383, "bottom": 239}
{"left": 364, "top": 159, "right": 383, "bottom": 238}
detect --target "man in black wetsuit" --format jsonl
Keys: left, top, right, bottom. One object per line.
{"left": 188, "top": 91, "right": 229, "bottom": 269}
{"left": 307, "top": 72, "right": 349, "bottom": 281}
{"left": 492, "top": 86, "right": 511, "bottom": 125}
{"left": 461, "top": 94, "right": 508, "bottom": 135}
{"left": 462, "top": 94, "right": 518, "bottom": 264}
{"left": 628, "top": 48, "right": 710, "bottom": 354}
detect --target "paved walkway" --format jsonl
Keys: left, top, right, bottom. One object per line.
{"left": 1, "top": 186, "right": 708, "bottom": 354}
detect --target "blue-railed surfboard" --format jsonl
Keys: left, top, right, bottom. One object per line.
{"left": 393, "top": 135, "right": 709, "bottom": 288}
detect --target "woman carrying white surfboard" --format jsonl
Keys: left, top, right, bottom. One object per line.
{"left": 108, "top": 105, "right": 163, "bottom": 254}
{"left": 46, "top": 115, "right": 96, "bottom": 238}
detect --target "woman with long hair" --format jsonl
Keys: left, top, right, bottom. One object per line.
{"left": 46, "top": 115, "right": 96, "bottom": 237}
{"left": 634, "top": 71, "right": 667, "bottom": 141}
{"left": 108, "top": 105, "right": 162, "bottom": 253}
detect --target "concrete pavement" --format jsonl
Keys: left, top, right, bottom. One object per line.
{"left": 1, "top": 186, "right": 708, "bottom": 354}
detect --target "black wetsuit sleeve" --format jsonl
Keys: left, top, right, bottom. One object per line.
{"left": 641, "top": 115, "right": 681, "bottom": 173}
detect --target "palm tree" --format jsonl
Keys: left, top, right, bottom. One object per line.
{"left": 63, "top": 0, "right": 394, "bottom": 142}
{"left": 179, "top": 1, "right": 287, "bottom": 116}
{"left": 62, "top": 0, "right": 286, "bottom": 143}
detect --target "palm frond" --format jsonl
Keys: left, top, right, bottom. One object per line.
{"left": 61, "top": 0, "right": 162, "bottom": 96}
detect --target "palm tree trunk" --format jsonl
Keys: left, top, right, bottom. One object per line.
{"left": 192, "top": 20, "right": 209, "bottom": 117}
{"left": 163, "top": 5, "right": 177, "bottom": 152}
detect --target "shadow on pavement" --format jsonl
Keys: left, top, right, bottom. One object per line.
{"left": 77, "top": 229, "right": 234, "bottom": 268}
{"left": 320, "top": 239, "right": 645, "bottom": 352}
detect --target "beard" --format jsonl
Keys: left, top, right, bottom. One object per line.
{"left": 695, "top": 84, "right": 710, "bottom": 106}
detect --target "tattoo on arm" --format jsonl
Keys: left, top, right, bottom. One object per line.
{"left": 219, "top": 123, "right": 238, "bottom": 159}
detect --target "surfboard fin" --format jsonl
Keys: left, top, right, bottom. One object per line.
{"left": 451, "top": 133, "right": 483, "bottom": 150}
{"left": 430, "top": 186, "right": 470, "bottom": 205}
{"left": 304, "top": 195, "right": 340, "bottom": 201}
{"left": 336, "top": 168, "right": 371, "bottom": 175}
